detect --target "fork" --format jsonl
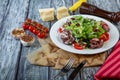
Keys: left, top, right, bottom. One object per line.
{"left": 52, "top": 57, "right": 75, "bottom": 80}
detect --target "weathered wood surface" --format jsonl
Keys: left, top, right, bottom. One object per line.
{"left": 0, "top": 0, "right": 120, "bottom": 80}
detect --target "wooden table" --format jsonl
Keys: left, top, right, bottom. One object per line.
{"left": 0, "top": 0, "right": 120, "bottom": 80}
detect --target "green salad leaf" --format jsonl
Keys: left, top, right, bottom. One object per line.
{"left": 63, "top": 16, "right": 106, "bottom": 47}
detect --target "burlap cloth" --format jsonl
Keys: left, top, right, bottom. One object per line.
{"left": 27, "top": 37, "right": 107, "bottom": 69}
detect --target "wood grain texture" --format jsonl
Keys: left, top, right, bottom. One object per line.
{"left": 0, "top": 0, "right": 29, "bottom": 80}
{"left": 0, "top": 0, "right": 9, "bottom": 29}
{"left": 0, "top": 0, "right": 120, "bottom": 80}
{"left": 17, "top": 0, "right": 51, "bottom": 80}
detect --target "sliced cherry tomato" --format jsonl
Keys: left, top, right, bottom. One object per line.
{"left": 58, "top": 27, "right": 63, "bottom": 33}
{"left": 100, "top": 32, "right": 109, "bottom": 42}
{"left": 37, "top": 32, "right": 46, "bottom": 38}
{"left": 72, "top": 42, "right": 84, "bottom": 50}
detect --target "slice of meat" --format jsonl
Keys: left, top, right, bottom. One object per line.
{"left": 101, "top": 21, "right": 110, "bottom": 32}
{"left": 60, "top": 30, "right": 74, "bottom": 45}
{"left": 90, "top": 38, "right": 104, "bottom": 49}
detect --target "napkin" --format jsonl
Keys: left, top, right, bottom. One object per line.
{"left": 27, "top": 37, "right": 107, "bottom": 69}
{"left": 94, "top": 40, "right": 120, "bottom": 80}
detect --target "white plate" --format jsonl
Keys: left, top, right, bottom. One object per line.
{"left": 50, "top": 15, "right": 119, "bottom": 54}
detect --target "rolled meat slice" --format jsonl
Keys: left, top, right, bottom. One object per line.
{"left": 101, "top": 21, "right": 110, "bottom": 32}
{"left": 60, "top": 30, "right": 74, "bottom": 45}
{"left": 90, "top": 38, "right": 104, "bottom": 49}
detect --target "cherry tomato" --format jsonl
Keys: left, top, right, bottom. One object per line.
{"left": 31, "top": 21, "right": 37, "bottom": 27}
{"left": 37, "top": 33, "right": 41, "bottom": 38}
{"left": 23, "top": 19, "right": 48, "bottom": 38}
{"left": 100, "top": 32, "right": 109, "bottom": 42}
{"left": 22, "top": 23, "right": 29, "bottom": 30}
{"left": 58, "top": 27, "right": 63, "bottom": 33}
{"left": 28, "top": 26, "right": 34, "bottom": 32}
{"left": 72, "top": 42, "right": 84, "bottom": 50}
{"left": 43, "top": 27, "right": 48, "bottom": 33}
{"left": 37, "top": 24, "right": 43, "bottom": 29}
{"left": 41, "top": 32, "right": 46, "bottom": 38}
{"left": 22, "top": 23, "right": 27, "bottom": 30}
{"left": 36, "top": 26, "right": 42, "bottom": 30}
{"left": 32, "top": 28, "right": 39, "bottom": 35}
{"left": 37, "top": 32, "right": 46, "bottom": 38}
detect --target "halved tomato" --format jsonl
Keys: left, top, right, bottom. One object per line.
{"left": 100, "top": 32, "right": 109, "bottom": 42}
{"left": 72, "top": 42, "right": 84, "bottom": 50}
{"left": 58, "top": 27, "right": 63, "bottom": 33}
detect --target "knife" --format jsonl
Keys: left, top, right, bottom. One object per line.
{"left": 68, "top": 60, "right": 86, "bottom": 80}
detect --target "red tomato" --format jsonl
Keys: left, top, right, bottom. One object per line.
{"left": 58, "top": 27, "right": 63, "bottom": 33}
{"left": 31, "top": 21, "right": 37, "bottom": 27}
{"left": 41, "top": 32, "right": 46, "bottom": 38}
{"left": 32, "top": 28, "right": 39, "bottom": 35}
{"left": 37, "top": 24, "right": 43, "bottom": 29}
{"left": 22, "top": 23, "right": 28, "bottom": 30}
{"left": 100, "top": 32, "right": 109, "bottom": 42}
{"left": 43, "top": 27, "right": 48, "bottom": 33}
{"left": 37, "top": 32, "right": 46, "bottom": 38}
{"left": 72, "top": 42, "right": 84, "bottom": 50}
{"left": 37, "top": 33, "right": 41, "bottom": 38}
{"left": 28, "top": 26, "right": 34, "bottom": 32}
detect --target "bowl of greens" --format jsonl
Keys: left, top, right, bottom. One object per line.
{"left": 50, "top": 15, "right": 119, "bottom": 54}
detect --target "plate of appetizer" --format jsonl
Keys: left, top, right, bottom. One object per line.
{"left": 50, "top": 15, "right": 119, "bottom": 54}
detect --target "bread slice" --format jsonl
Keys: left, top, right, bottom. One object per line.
{"left": 39, "top": 8, "right": 54, "bottom": 21}
{"left": 57, "top": 6, "right": 69, "bottom": 20}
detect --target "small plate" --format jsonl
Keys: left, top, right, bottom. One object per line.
{"left": 50, "top": 15, "right": 119, "bottom": 54}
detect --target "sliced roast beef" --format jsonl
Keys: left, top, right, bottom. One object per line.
{"left": 101, "top": 21, "right": 110, "bottom": 32}
{"left": 60, "top": 30, "right": 74, "bottom": 45}
{"left": 90, "top": 38, "right": 104, "bottom": 49}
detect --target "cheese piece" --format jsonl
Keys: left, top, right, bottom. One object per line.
{"left": 39, "top": 8, "right": 54, "bottom": 21}
{"left": 11, "top": 28, "right": 25, "bottom": 39}
{"left": 69, "top": 0, "right": 87, "bottom": 12}
{"left": 56, "top": 6, "right": 69, "bottom": 20}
